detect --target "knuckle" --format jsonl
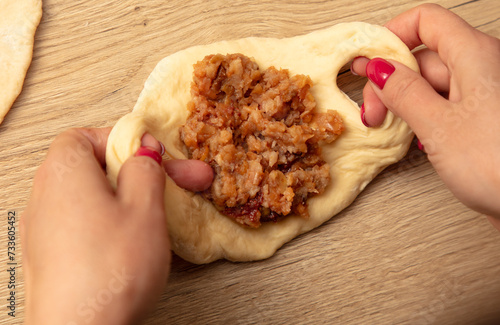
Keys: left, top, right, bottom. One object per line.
{"left": 417, "top": 3, "right": 443, "bottom": 13}
{"left": 51, "top": 128, "right": 87, "bottom": 149}
{"left": 49, "top": 128, "right": 93, "bottom": 160}
{"left": 55, "top": 128, "right": 81, "bottom": 141}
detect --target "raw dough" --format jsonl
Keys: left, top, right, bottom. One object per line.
{"left": 106, "top": 23, "right": 418, "bottom": 264}
{"left": 0, "top": 0, "right": 42, "bottom": 124}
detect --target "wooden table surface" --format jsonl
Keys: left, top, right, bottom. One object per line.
{"left": 1, "top": 0, "right": 499, "bottom": 324}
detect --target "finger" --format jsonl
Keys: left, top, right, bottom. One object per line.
{"left": 384, "top": 3, "right": 482, "bottom": 83}
{"left": 351, "top": 56, "right": 369, "bottom": 77}
{"left": 352, "top": 57, "right": 388, "bottom": 127}
{"left": 163, "top": 159, "right": 214, "bottom": 192}
{"left": 116, "top": 145, "right": 166, "bottom": 210}
{"left": 48, "top": 127, "right": 110, "bottom": 166}
{"left": 365, "top": 57, "right": 450, "bottom": 137}
{"left": 361, "top": 83, "right": 387, "bottom": 127}
{"left": 413, "top": 48, "right": 450, "bottom": 93}
{"left": 75, "top": 127, "right": 112, "bottom": 166}
{"left": 359, "top": 49, "right": 452, "bottom": 128}
{"left": 141, "top": 133, "right": 164, "bottom": 155}
{"left": 35, "top": 128, "right": 112, "bottom": 194}
{"left": 352, "top": 50, "right": 451, "bottom": 94}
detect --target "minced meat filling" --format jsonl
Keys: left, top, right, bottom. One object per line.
{"left": 180, "top": 53, "right": 344, "bottom": 228}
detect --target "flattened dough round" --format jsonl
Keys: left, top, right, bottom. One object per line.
{"left": 0, "top": 0, "right": 42, "bottom": 124}
{"left": 106, "top": 23, "right": 419, "bottom": 264}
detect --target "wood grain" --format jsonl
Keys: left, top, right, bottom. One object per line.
{"left": 1, "top": 0, "right": 499, "bottom": 324}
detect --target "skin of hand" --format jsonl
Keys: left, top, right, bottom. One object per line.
{"left": 351, "top": 4, "right": 500, "bottom": 228}
{"left": 21, "top": 127, "right": 213, "bottom": 325}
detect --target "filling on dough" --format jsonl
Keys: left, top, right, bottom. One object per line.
{"left": 180, "top": 53, "right": 344, "bottom": 228}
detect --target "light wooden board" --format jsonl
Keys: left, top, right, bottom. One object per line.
{"left": 1, "top": 0, "right": 499, "bottom": 324}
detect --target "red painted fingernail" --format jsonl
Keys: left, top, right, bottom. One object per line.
{"left": 159, "top": 141, "right": 165, "bottom": 156}
{"left": 135, "top": 146, "right": 162, "bottom": 165}
{"left": 360, "top": 103, "right": 370, "bottom": 127}
{"left": 417, "top": 139, "right": 425, "bottom": 151}
{"left": 366, "top": 57, "right": 395, "bottom": 90}
{"left": 350, "top": 56, "right": 363, "bottom": 76}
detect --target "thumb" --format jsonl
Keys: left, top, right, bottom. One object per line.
{"left": 163, "top": 159, "right": 214, "bottom": 192}
{"left": 365, "top": 57, "right": 449, "bottom": 137}
{"left": 116, "top": 136, "right": 166, "bottom": 210}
